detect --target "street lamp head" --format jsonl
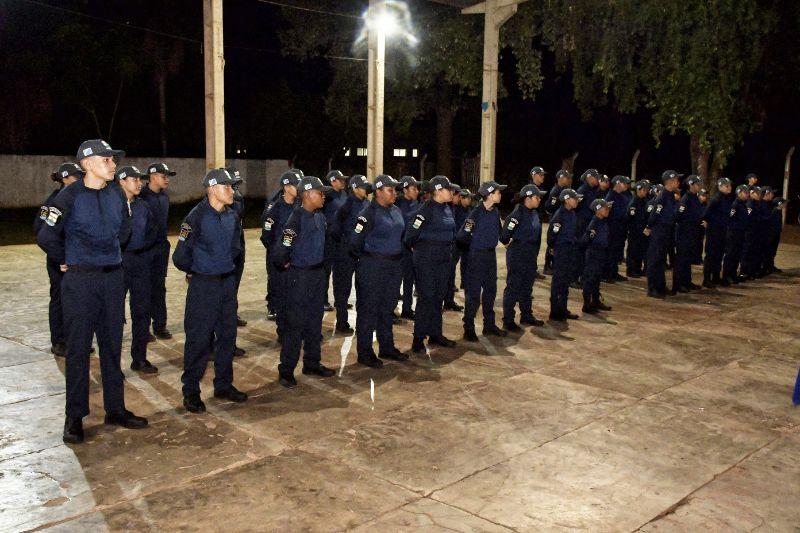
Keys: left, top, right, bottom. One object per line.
{"left": 359, "top": 1, "right": 417, "bottom": 47}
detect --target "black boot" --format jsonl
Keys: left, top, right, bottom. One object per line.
{"left": 63, "top": 416, "right": 84, "bottom": 444}
{"left": 463, "top": 327, "right": 479, "bottom": 342}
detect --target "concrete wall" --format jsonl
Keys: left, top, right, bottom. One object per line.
{"left": 0, "top": 155, "right": 290, "bottom": 208}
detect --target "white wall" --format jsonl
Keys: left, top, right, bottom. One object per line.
{"left": 0, "top": 155, "right": 290, "bottom": 208}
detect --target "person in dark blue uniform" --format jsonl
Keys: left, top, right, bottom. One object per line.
{"left": 547, "top": 188, "right": 582, "bottom": 321}
{"left": 740, "top": 186, "right": 768, "bottom": 280}
{"left": 404, "top": 175, "right": 459, "bottom": 353}
{"left": 529, "top": 166, "right": 546, "bottom": 188}
{"left": 35, "top": 162, "right": 85, "bottom": 357}
{"left": 444, "top": 185, "right": 468, "bottom": 312}
{"left": 721, "top": 184, "right": 751, "bottom": 285}
{"left": 273, "top": 176, "right": 337, "bottom": 388}
{"left": 322, "top": 170, "right": 349, "bottom": 311}
{"left": 350, "top": 174, "right": 409, "bottom": 367}
{"left": 762, "top": 196, "right": 786, "bottom": 275}
{"left": 701, "top": 177, "right": 733, "bottom": 287}
{"left": 331, "top": 174, "right": 372, "bottom": 333}
{"left": 673, "top": 175, "right": 704, "bottom": 292}
{"left": 746, "top": 173, "right": 759, "bottom": 187}
{"left": 543, "top": 169, "right": 573, "bottom": 275}
{"left": 644, "top": 170, "right": 681, "bottom": 298}
{"left": 625, "top": 180, "right": 650, "bottom": 278}
{"left": 574, "top": 169, "right": 601, "bottom": 286}
{"left": 457, "top": 181, "right": 508, "bottom": 341}
{"left": 395, "top": 175, "right": 420, "bottom": 319}
{"left": 140, "top": 161, "right": 175, "bottom": 340}
{"left": 581, "top": 199, "right": 613, "bottom": 313}
{"left": 227, "top": 167, "right": 248, "bottom": 335}
{"left": 117, "top": 166, "right": 159, "bottom": 373}
{"left": 604, "top": 175, "right": 631, "bottom": 283}
{"left": 500, "top": 184, "right": 547, "bottom": 331}
{"left": 37, "top": 139, "right": 147, "bottom": 444}
{"left": 172, "top": 169, "right": 247, "bottom": 413}
{"left": 260, "top": 170, "right": 301, "bottom": 342}
{"left": 695, "top": 188, "right": 709, "bottom": 264}
{"left": 262, "top": 168, "right": 304, "bottom": 317}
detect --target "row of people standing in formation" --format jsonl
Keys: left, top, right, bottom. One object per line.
{"left": 35, "top": 139, "right": 787, "bottom": 443}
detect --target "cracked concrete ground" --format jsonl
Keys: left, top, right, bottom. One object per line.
{"left": 1, "top": 227, "right": 799, "bottom": 532}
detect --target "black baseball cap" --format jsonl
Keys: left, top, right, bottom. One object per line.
{"left": 745, "top": 173, "right": 758, "bottom": 180}
{"left": 529, "top": 166, "right": 546, "bottom": 176}
{"left": 349, "top": 174, "right": 373, "bottom": 192}
{"left": 478, "top": 181, "right": 507, "bottom": 197}
{"left": 115, "top": 166, "right": 146, "bottom": 180}
{"left": 590, "top": 198, "right": 613, "bottom": 212}
{"left": 399, "top": 175, "right": 420, "bottom": 189}
{"left": 559, "top": 188, "right": 583, "bottom": 202}
{"left": 225, "top": 167, "right": 244, "bottom": 184}
{"left": 280, "top": 170, "right": 301, "bottom": 187}
{"left": 580, "top": 169, "right": 600, "bottom": 182}
{"left": 51, "top": 162, "right": 84, "bottom": 181}
{"left": 203, "top": 168, "right": 236, "bottom": 187}
{"left": 298, "top": 176, "right": 333, "bottom": 194}
{"left": 146, "top": 162, "right": 176, "bottom": 176}
{"left": 735, "top": 184, "right": 749, "bottom": 194}
{"left": 611, "top": 175, "right": 631, "bottom": 186}
{"left": 374, "top": 174, "right": 399, "bottom": 190}
{"left": 599, "top": 174, "right": 610, "bottom": 183}
{"left": 633, "top": 180, "right": 651, "bottom": 190}
{"left": 429, "top": 175, "right": 460, "bottom": 192}
{"left": 77, "top": 139, "right": 124, "bottom": 162}
{"left": 326, "top": 170, "right": 346, "bottom": 183}
{"left": 518, "top": 184, "right": 547, "bottom": 198}
{"left": 717, "top": 177, "right": 732, "bottom": 187}
{"left": 555, "top": 169, "right": 573, "bottom": 180}
{"left": 661, "top": 170, "right": 683, "bottom": 182}
{"left": 686, "top": 175, "right": 702, "bottom": 186}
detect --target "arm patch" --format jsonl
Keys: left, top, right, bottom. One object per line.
{"left": 178, "top": 222, "right": 192, "bottom": 241}
{"left": 45, "top": 207, "right": 62, "bottom": 227}
{"left": 552, "top": 223, "right": 561, "bottom": 233}
{"left": 678, "top": 205, "right": 686, "bottom": 213}
{"left": 39, "top": 205, "right": 49, "bottom": 220}
{"left": 412, "top": 214, "right": 425, "bottom": 229}
{"left": 655, "top": 204, "right": 663, "bottom": 214}
{"left": 281, "top": 229, "right": 297, "bottom": 247}
{"left": 264, "top": 218, "right": 274, "bottom": 231}
{"left": 464, "top": 219, "right": 475, "bottom": 233}
{"left": 506, "top": 217, "right": 518, "bottom": 231}
{"left": 629, "top": 207, "right": 636, "bottom": 216}
{"left": 354, "top": 215, "right": 367, "bottom": 234}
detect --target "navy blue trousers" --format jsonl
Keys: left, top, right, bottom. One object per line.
{"left": 181, "top": 273, "right": 237, "bottom": 395}
{"left": 722, "top": 230, "right": 744, "bottom": 280}
{"left": 604, "top": 221, "right": 626, "bottom": 278}
{"left": 463, "top": 249, "right": 497, "bottom": 330}
{"left": 412, "top": 242, "right": 452, "bottom": 339}
{"left": 123, "top": 250, "right": 152, "bottom": 364}
{"left": 62, "top": 268, "right": 126, "bottom": 418}
{"left": 356, "top": 255, "right": 402, "bottom": 358}
{"left": 703, "top": 227, "right": 726, "bottom": 279}
{"left": 333, "top": 240, "right": 357, "bottom": 325}
{"left": 502, "top": 242, "right": 537, "bottom": 326}
{"left": 46, "top": 258, "right": 65, "bottom": 346}
{"left": 550, "top": 245, "right": 576, "bottom": 316}
{"left": 673, "top": 228, "right": 697, "bottom": 289}
{"left": 583, "top": 248, "right": 605, "bottom": 301}
{"left": 400, "top": 249, "right": 415, "bottom": 314}
{"left": 646, "top": 225, "right": 670, "bottom": 294}
{"left": 149, "top": 240, "right": 170, "bottom": 331}
{"left": 626, "top": 229, "right": 648, "bottom": 275}
{"left": 279, "top": 266, "right": 325, "bottom": 376}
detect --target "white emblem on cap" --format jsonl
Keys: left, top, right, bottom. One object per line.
{"left": 150, "top": 167, "right": 156, "bottom": 173}
{"left": 305, "top": 183, "right": 312, "bottom": 190}
{"left": 83, "top": 148, "right": 93, "bottom": 156}
{"left": 132, "top": 166, "right": 140, "bottom": 173}
{"left": 209, "top": 178, "right": 217, "bottom": 186}
{"left": 101, "top": 141, "right": 111, "bottom": 149}
{"left": 487, "top": 186, "right": 494, "bottom": 193}
{"left": 62, "top": 171, "right": 68, "bottom": 177}
{"left": 119, "top": 172, "right": 127, "bottom": 179}
{"left": 435, "top": 184, "right": 442, "bottom": 190}
{"left": 163, "top": 164, "right": 170, "bottom": 171}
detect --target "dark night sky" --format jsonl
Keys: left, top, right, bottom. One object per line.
{"left": 2, "top": 0, "right": 799, "bottom": 198}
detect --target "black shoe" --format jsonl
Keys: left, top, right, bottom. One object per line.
{"left": 131, "top": 359, "right": 158, "bottom": 374}
{"left": 429, "top": 335, "right": 456, "bottom": 347}
{"left": 582, "top": 304, "right": 598, "bottom": 314}
{"left": 594, "top": 301, "right": 612, "bottom": 311}
{"left": 302, "top": 364, "right": 336, "bottom": 377}
{"left": 323, "top": 303, "right": 334, "bottom": 312}
{"left": 279, "top": 375, "right": 297, "bottom": 388}
{"left": 147, "top": 333, "right": 156, "bottom": 343}
{"left": 504, "top": 322, "right": 522, "bottom": 332}
{"left": 566, "top": 312, "right": 580, "bottom": 320}
{"left": 613, "top": 274, "right": 628, "bottom": 282}
{"left": 647, "top": 290, "right": 666, "bottom": 299}
{"left": 482, "top": 325, "right": 508, "bottom": 337}
{"left": 520, "top": 317, "right": 545, "bottom": 327}
{"left": 63, "top": 417, "right": 84, "bottom": 444}
{"left": 400, "top": 310, "right": 415, "bottom": 320}
{"left": 347, "top": 303, "right": 354, "bottom": 309}
{"left": 237, "top": 316, "right": 247, "bottom": 327}
{"left": 702, "top": 279, "right": 715, "bottom": 288}
{"left": 267, "top": 312, "right": 277, "bottom": 321}
{"left": 719, "top": 278, "right": 731, "bottom": 287}
{"left": 411, "top": 337, "right": 426, "bottom": 353}
{"left": 358, "top": 355, "right": 384, "bottom": 368}
{"left": 214, "top": 385, "right": 248, "bottom": 403}
{"left": 234, "top": 346, "right": 246, "bottom": 357}
{"left": 627, "top": 271, "right": 643, "bottom": 279}
{"left": 392, "top": 316, "right": 403, "bottom": 325}
{"left": 549, "top": 313, "right": 566, "bottom": 322}
{"left": 675, "top": 286, "right": 690, "bottom": 293}
{"left": 463, "top": 328, "right": 479, "bottom": 342}
{"left": 104, "top": 409, "right": 148, "bottom": 429}
{"left": 153, "top": 328, "right": 173, "bottom": 340}
{"left": 443, "top": 302, "right": 464, "bottom": 312}
{"left": 183, "top": 393, "right": 206, "bottom": 413}
{"left": 535, "top": 272, "right": 546, "bottom": 280}
{"left": 51, "top": 343, "right": 66, "bottom": 357}
{"left": 603, "top": 277, "right": 617, "bottom": 284}
{"left": 379, "top": 348, "right": 409, "bottom": 361}
{"left": 335, "top": 323, "right": 354, "bottom": 334}
{"left": 688, "top": 282, "right": 703, "bottom": 290}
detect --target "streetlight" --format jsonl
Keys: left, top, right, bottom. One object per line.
{"left": 361, "top": 1, "right": 416, "bottom": 180}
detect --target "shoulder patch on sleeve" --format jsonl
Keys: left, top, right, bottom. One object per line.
{"left": 629, "top": 207, "right": 636, "bottom": 216}
{"left": 178, "top": 222, "right": 192, "bottom": 241}
{"left": 747, "top": 207, "right": 752, "bottom": 215}
{"left": 552, "top": 222, "right": 561, "bottom": 233}
{"left": 281, "top": 229, "right": 297, "bottom": 247}
{"left": 550, "top": 197, "right": 557, "bottom": 205}
{"left": 45, "top": 207, "right": 62, "bottom": 227}
{"left": 678, "top": 205, "right": 686, "bottom": 213}
{"left": 464, "top": 219, "right": 475, "bottom": 233}
{"left": 655, "top": 204, "right": 663, "bottom": 214}
{"left": 354, "top": 215, "right": 368, "bottom": 234}
{"left": 39, "top": 205, "right": 49, "bottom": 221}
{"left": 264, "top": 218, "right": 274, "bottom": 231}
{"left": 730, "top": 208, "right": 736, "bottom": 217}
{"left": 506, "top": 217, "right": 518, "bottom": 231}
{"left": 412, "top": 213, "right": 425, "bottom": 229}
{"left": 589, "top": 229, "right": 597, "bottom": 239}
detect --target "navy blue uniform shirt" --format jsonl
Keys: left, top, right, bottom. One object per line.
{"left": 127, "top": 197, "right": 158, "bottom": 252}
{"left": 702, "top": 192, "right": 733, "bottom": 231}
{"left": 546, "top": 207, "right": 577, "bottom": 248}
{"left": 349, "top": 200, "right": 405, "bottom": 257}
{"left": 576, "top": 183, "right": 600, "bottom": 225}
{"left": 499, "top": 204, "right": 541, "bottom": 245}
{"left": 582, "top": 216, "right": 609, "bottom": 249}
{"left": 627, "top": 196, "right": 649, "bottom": 231}
{"left": 334, "top": 194, "right": 370, "bottom": 239}
{"left": 545, "top": 185, "right": 564, "bottom": 215}
{"left": 172, "top": 198, "right": 241, "bottom": 275}
{"left": 395, "top": 196, "right": 419, "bottom": 226}
{"left": 646, "top": 191, "right": 678, "bottom": 229}
{"left": 728, "top": 198, "right": 750, "bottom": 232}
{"left": 260, "top": 196, "right": 296, "bottom": 250}
{"left": 37, "top": 178, "right": 131, "bottom": 266}
{"left": 139, "top": 186, "right": 169, "bottom": 243}
{"left": 457, "top": 203, "right": 500, "bottom": 250}
{"left": 34, "top": 188, "right": 61, "bottom": 236}
{"left": 404, "top": 199, "right": 456, "bottom": 247}
{"left": 273, "top": 206, "right": 326, "bottom": 268}
{"left": 323, "top": 189, "right": 348, "bottom": 233}
{"left": 605, "top": 190, "right": 629, "bottom": 223}
{"left": 676, "top": 192, "right": 703, "bottom": 227}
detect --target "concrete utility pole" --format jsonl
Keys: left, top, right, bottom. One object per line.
{"left": 203, "top": 0, "right": 225, "bottom": 169}
{"left": 463, "top": 0, "right": 523, "bottom": 183}
{"left": 366, "top": 0, "right": 385, "bottom": 180}
{"left": 784, "top": 146, "right": 795, "bottom": 225}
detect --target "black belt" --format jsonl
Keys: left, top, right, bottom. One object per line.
{"left": 416, "top": 239, "right": 452, "bottom": 247}
{"left": 192, "top": 271, "right": 236, "bottom": 280}
{"left": 363, "top": 251, "right": 402, "bottom": 261}
{"left": 290, "top": 262, "right": 324, "bottom": 270}
{"left": 67, "top": 264, "right": 121, "bottom": 273}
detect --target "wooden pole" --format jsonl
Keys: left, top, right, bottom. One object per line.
{"left": 366, "top": 0, "right": 384, "bottom": 180}
{"left": 203, "top": 0, "right": 225, "bottom": 170}
{"left": 783, "top": 146, "right": 795, "bottom": 225}
{"left": 631, "top": 149, "right": 640, "bottom": 182}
